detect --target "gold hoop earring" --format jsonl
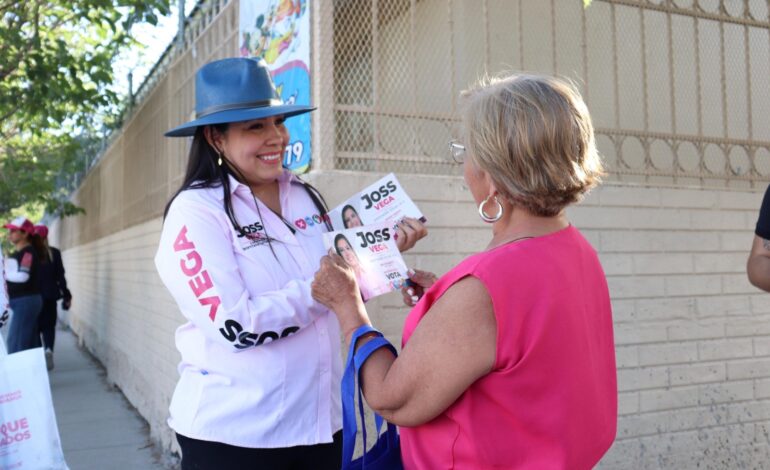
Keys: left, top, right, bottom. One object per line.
{"left": 478, "top": 195, "right": 503, "bottom": 223}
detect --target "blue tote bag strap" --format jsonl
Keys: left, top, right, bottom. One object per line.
{"left": 341, "top": 325, "right": 402, "bottom": 469}
{"left": 354, "top": 337, "right": 400, "bottom": 467}
{"left": 342, "top": 325, "right": 384, "bottom": 465}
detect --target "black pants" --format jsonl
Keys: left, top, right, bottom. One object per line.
{"left": 176, "top": 431, "right": 342, "bottom": 470}
{"left": 38, "top": 299, "right": 57, "bottom": 351}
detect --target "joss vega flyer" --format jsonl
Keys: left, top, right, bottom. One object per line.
{"left": 328, "top": 173, "right": 426, "bottom": 231}
{"left": 322, "top": 222, "right": 409, "bottom": 302}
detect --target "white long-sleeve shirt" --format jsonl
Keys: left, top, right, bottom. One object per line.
{"left": 155, "top": 170, "right": 342, "bottom": 448}
{"left": 3, "top": 257, "right": 29, "bottom": 283}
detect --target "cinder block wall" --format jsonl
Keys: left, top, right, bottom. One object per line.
{"left": 570, "top": 184, "right": 770, "bottom": 469}
{"left": 54, "top": 170, "right": 770, "bottom": 467}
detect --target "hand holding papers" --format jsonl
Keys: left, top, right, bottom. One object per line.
{"left": 321, "top": 173, "right": 425, "bottom": 301}
{"left": 322, "top": 222, "right": 409, "bottom": 302}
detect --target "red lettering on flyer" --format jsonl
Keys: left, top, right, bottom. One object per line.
{"left": 373, "top": 195, "right": 395, "bottom": 210}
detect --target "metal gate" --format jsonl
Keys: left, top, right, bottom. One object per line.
{"left": 331, "top": 0, "right": 770, "bottom": 188}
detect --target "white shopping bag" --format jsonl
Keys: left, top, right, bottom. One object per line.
{"left": 0, "top": 348, "right": 68, "bottom": 469}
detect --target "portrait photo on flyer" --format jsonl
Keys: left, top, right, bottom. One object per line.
{"left": 328, "top": 173, "right": 426, "bottom": 231}
{"left": 323, "top": 221, "right": 409, "bottom": 302}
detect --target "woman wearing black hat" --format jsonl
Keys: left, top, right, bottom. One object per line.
{"left": 155, "top": 57, "right": 425, "bottom": 469}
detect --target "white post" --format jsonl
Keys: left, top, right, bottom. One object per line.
{"left": 310, "top": 0, "right": 336, "bottom": 172}
{"left": 177, "top": 0, "right": 186, "bottom": 47}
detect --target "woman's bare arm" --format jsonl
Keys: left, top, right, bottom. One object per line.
{"left": 358, "top": 276, "right": 497, "bottom": 426}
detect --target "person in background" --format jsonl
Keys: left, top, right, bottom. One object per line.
{"left": 0, "top": 249, "right": 9, "bottom": 354}
{"left": 747, "top": 186, "right": 770, "bottom": 291}
{"left": 34, "top": 224, "right": 72, "bottom": 370}
{"left": 3, "top": 216, "right": 44, "bottom": 354}
{"left": 155, "top": 57, "right": 426, "bottom": 469}
{"left": 312, "top": 73, "right": 617, "bottom": 469}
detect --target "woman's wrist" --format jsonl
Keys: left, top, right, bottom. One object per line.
{"left": 343, "top": 320, "right": 370, "bottom": 345}
{"left": 336, "top": 297, "right": 370, "bottom": 341}
{"left": 352, "top": 330, "right": 380, "bottom": 352}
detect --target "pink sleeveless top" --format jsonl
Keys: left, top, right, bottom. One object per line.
{"left": 400, "top": 225, "right": 617, "bottom": 469}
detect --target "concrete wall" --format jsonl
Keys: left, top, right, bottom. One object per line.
{"left": 54, "top": 169, "right": 770, "bottom": 467}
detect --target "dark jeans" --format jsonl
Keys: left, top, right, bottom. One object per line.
{"left": 176, "top": 431, "right": 342, "bottom": 470}
{"left": 38, "top": 298, "right": 58, "bottom": 351}
{"left": 7, "top": 294, "right": 43, "bottom": 354}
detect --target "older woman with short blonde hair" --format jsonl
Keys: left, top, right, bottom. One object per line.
{"left": 463, "top": 74, "right": 603, "bottom": 217}
{"left": 313, "top": 73, "right": 617, "bottom": 469}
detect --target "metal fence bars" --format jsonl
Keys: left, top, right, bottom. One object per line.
{"left": 331, "top": 0, "right": 770, "bottom": 188}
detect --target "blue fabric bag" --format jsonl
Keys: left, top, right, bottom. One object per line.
{"left": 341, "top": 325, "right": 404, "bottom": 470}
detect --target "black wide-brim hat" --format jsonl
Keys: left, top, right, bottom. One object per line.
{"left": 165, "top": 57, "right": 315, "bottom": 137}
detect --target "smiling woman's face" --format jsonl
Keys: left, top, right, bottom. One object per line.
{"left": 343, "top": 207, "right": 363, "bottom": 228}
{"left": 211, "top": 115, "right": 288, "bottom": 189}
{"left": 335, "top": 237, "right": 359, "bottom": 267}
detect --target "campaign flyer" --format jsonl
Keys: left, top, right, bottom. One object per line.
{"left": 328, "top": 173, "right": 426, "bottom": 231}
{"left": 322, "top": 221, "right": 409, "bottom": 302}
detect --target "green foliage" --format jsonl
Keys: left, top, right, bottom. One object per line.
{"left": 0, "top": 0, "right": 171, "bottom": 221}
{"left": 0, "top": 130, "right": 87, "bottom": 217}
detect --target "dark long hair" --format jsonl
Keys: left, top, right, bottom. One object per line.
{"left": 333, "top": 233, "right": 350, "bottom": 257}
{"left": 29, "top": 234, "right": 50, "bottom": 263}
{"left": 163, "top": 125, "right": 331, "bottom": 256}
{"left": 163, "top": 125, "right": 231, "bottom": 221}
{"left": 341, "top": 204, "right": 360, "bottom": 228}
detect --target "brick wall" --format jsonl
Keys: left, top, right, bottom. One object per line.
{"left": 54, "top": 171, "right": 770, "bottom": 467}
{"left": 570, "top": 184, "right": 770, "bottom": 468}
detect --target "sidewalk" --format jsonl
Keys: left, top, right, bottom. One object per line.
{"left": 48, "top": 328, "right": 170, "bottom": 470}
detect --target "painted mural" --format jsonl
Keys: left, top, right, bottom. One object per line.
{"left": 239, "top": 0, "right": 312, "bottom": 173}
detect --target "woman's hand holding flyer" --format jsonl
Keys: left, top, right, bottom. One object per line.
{"left": 321, "top": 221, "right": 409, "bottom": 302}
{"left": 401, "top": 269, "right": 439, "bottom": 307}
{"left": 394, "top": 217, "right": 428, "bottom": 252}
{"left": 310, "top": 255, "right": 365, "bottom": 326}
{"left": 323, "top": 173, "right": 426, "bottom": 302}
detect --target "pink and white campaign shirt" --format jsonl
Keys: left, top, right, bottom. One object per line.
{"left": 155, "top": 170, "right": 342, "bottom": 448}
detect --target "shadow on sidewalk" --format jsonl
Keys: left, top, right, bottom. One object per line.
{"left": 48, "top": 327, "right": 175, "bottom": 470}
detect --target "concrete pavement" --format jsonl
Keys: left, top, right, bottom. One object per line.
{"left": 48, "top": 328, "right": 172, "bottom": 469}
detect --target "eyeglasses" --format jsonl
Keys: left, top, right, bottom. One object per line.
{"left": 448, "top": 140, "right": 465, "bottom": 164}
